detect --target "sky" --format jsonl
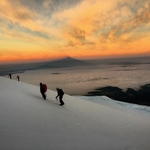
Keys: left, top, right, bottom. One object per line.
{"left": 0, "top": 0, "right": 150, "bottom": 63}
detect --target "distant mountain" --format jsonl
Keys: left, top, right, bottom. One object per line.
{"left": 0, "top": 57, "right": 90, "bottom": 75}
{"left": 38, "top": 57, "right": 90, "bottom": 69}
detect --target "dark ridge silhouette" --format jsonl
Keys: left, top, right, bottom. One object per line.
{"left": 87, "top": 56, "right": 150, "bottom": 66}
{"left": 85, "top": 84, "right": 150, "bottom": 106}
{"left": 0, "top": 57, "right": 90, "bottom": 75}
{"left": 0, "top": 63, "right": 41, "bottom": 76}
{"left": 38, "top": 56, "right": 90, "bottom": 69}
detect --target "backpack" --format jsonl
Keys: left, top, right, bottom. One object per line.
{"left": 60, "top": 89, "right": 64, "bottom": 95}
{"left": 42, "top": 84, "right": 47, "bottom": 92}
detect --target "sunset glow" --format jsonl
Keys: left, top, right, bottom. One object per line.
{"left": 0, "top": 0, "right": 150, "bottom": 63}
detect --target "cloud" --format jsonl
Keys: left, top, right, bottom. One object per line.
{"left": 65, "top": 41, "right": 75, "bottom": 47}
{"left": 46, "top": 0, "right": 150, "bottom": 57}
{"left": 43, "top": 0, "right": 52, "bottom": 8}
{"left": 0, "top": 0, "right": 51, "bottom": 35}
{"left": 15, "top": 10, "right": 32, "bottom": 21}
{"left": 93, "top": 0, "right": 150, "bottom": 46}
{"left": 1, "top": 0, "right": 150, "bottom": 62}
{"left": 67, "top": 26, "right": 85, "bottom": 41}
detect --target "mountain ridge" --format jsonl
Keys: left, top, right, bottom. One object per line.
{"left": 38, "top": 56, "right": 90, "bottom": 69}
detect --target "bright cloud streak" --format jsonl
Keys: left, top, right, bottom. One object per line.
{"left": 0, "top": 0, "right": 150, "bottom": 63}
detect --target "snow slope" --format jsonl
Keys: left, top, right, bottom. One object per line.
{"left": 0, "top": 76, "right": 150, "bottom": 150}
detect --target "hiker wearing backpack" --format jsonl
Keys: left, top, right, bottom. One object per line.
{"left": 9, "top": 73, "right": 12, "bottom": 79}
{"left": 56, "top": 88, "right": 65, "bottom": 106}
{"left": 16, "top": 75, "right": 20, "bottom": 81}
{"left": 40, "top": 83, "right": 47, "bottom": 100}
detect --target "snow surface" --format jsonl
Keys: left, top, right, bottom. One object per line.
{"left": 0, "top": 76, "right": 150, "bottom": 150}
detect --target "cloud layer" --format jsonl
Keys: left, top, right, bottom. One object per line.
{"left": 0, "top": 0, "right": 150, "bottom": 62}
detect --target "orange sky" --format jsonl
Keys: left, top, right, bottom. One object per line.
{"left": 0, "top": 0, "right": 150, "bottom": 63}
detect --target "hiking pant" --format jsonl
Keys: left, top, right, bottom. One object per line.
{"left": 41, "top": 92, "right": 46, "bottom": 100}
{"left": 59, "top": 95, "right": 64, "bottom": 105}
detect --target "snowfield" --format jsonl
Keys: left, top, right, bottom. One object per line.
{"left": 0, "top": 76, "right": 150, "bottom": 150}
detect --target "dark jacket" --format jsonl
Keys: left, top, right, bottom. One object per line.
{"left": 40, "top": 83, "right": 44, "bottom": 93}
{"left": 56, "top": 88, "right": 64, "bottom": 98}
